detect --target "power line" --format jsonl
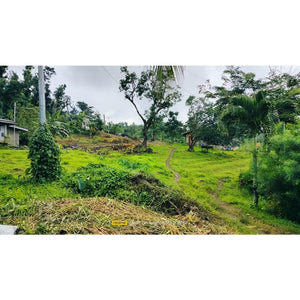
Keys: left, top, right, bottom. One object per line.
{"left": 102, "top": 66, "right": 119, "bottom": 84}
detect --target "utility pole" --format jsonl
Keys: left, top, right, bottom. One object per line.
{"left": 38, "top": 66, "right": 46, "bottom": 125}
{"left": 13, "top": 102, "right": 16, "bottom": 146}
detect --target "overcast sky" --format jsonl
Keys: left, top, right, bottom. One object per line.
{"left": 7, "top": 65, "right": 300, "bottom": 125}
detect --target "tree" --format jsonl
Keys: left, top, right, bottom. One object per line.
{"left": 52, "top": 84, "right": 71, "bottom": 113}
{"left": 17, "top": 106, "right": 40, "bottom": 145}
{"left": 259, "top": 122, "right": 300, "bottom": 222}
{"left": 76, "top": 101, "right": 94, "bottom": 115}
{"left": 220, "top": 91, "right": 270, "bottom": 206}
{"left": 265, "top": 69, "right": 300, "bottom": 125}
{"left": 165, "top": 111, "right": 184, "bottom": 143}
{"left": 148, "top": 114, "right": 165, "bottom": 141}
{"left": 152, "top": 66, "right": 184, "bottom": 84}
{"left": 1, "top": 71, "right": 24, "bottom": 118}
{"left": 119, "top": 66, "right": 181, "bottom": 148}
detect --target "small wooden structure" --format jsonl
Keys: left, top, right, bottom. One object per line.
{"left": 0, "top": 119, "right": 28, "bottom": 147}
{"left": 183, "top": 131, "right": 192, "bottom": 145}
{"left": 182, "top": 131, "right": 201, "bottom": 147}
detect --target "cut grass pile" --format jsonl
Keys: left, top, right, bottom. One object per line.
{"left": 3, "top": 196, "right": 220, "bottom": 235}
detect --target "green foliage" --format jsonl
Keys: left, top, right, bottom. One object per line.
{"left": 186, "top": 93, "right": 227, "bottom": 150}
{"left": 63, "top": 163, "right": 202, "bottom": 216}
{"left": 239, "top": 169, "right": 253, "bottom": 192}
{"left": 165, "top": 111, "right": 184, "bottom": 143}
{"left": 118, "top": 159, "right": 148, "bottom": 170}
{"left": 64, "top": 163, "right": 130, "bottom": 198}
{"left": 17, "top": 106, "right": 40, "bottom": 145}
{"left": 28, "top": 125, "right": 61, "bottom": 182}
{"left": 119, "top": 66, "right": 182, "bottom": 147}
{"left": 259, "top": 123, "right": 300, "bottom": 221}
{"left": 47, "top": 111, "right": 69, "bottom": 137}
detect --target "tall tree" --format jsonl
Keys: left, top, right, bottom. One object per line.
{"left": 165, "top": 111, "right": 184, "bottom": 143}
{"left": 220, "top": 91, "right": 271, "bottom": 206}
{"left": 119, "top": 66, "right": 181, "bottom": 148}
{"left": 52, "top": 84, "right": 71, "bottom": 113}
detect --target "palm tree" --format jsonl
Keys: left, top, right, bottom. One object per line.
{"left": 220, "top": 91, "right": 270, "bottom": 206}
{"left": 152, "top": 66, "right": 184, "bottom": 84}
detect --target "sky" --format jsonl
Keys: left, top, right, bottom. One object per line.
{"left": 7, "top": 65, "right": 300, "bottom": 125}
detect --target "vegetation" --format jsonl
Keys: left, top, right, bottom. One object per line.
{"left": 220, "top": 91, "right": 270, "bottom": 205}
{"left": 1, "top": 139, "right": 300, "bottom": 234}
{"left": 119, "top": 66, "right": 181, "bottom": 148}
{"left": 28, "top": 125, "right": 61, "bottom": 182}
{"left": 1, "top": 65, "right": 300, "bottom": 233}
{"left": 259, "top": 123, "right": 300, "bottom": 222}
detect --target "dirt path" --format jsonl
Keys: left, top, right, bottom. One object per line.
{"left": 211, "top": 179, "right": 241, "bottom": 220}
{"left": 211, "top": 179, "right": 291, "bottom": 234}
{"left": 212, "top": 180, "right": 238, "bottom": 213}
{"left": 166, "top": 148, "right": 181, "bottom": 183}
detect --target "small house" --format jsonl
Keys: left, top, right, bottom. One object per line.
{"left": 0, "top": 119, "right": 28, "bottom": 147}
{"left": 183, "top": 131, "right": 192, "bottom": 145}
{"left": 182, "top": 131, "right": 201, "bottom": 146}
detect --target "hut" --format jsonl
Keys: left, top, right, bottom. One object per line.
{"left": 182, "top": 131, "right": 201, "bottom": 146}
{"left": 0, "top": 119, "right": 28, "bottom": 147}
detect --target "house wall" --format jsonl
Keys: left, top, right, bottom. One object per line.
{"left": 185, "top": 133, "right": 191, "bottom": 144}
{"left": 0, "top": 124, "right": 6, "bottom": 142}
{"left": 184, "top": 133, "right": 201, "bottom": 146}
{"left": 7, "top": 127, "right": 20, "bottom": 147}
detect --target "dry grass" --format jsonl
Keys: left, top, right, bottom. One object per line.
{"left": 11, "top": 197, "right": 228, "bottom": 235}
{"left": 56, "top": 132, "right": 139, "bottom": 153}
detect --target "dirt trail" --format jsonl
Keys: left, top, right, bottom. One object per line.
{"left": 211, "top": 179, "right": 241, "bottom": 220}
{"left": 166, "top": 148, "right": 181, "bottom": 183}
{"left": 211, "top": 179, "right": 291, "bottom": 234}
{"left": 212, "top": 180, "right": 238, "bottom": 213}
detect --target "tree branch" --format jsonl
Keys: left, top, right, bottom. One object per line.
{"left": 129, "top": 99, "right": 146, "bottom": 124}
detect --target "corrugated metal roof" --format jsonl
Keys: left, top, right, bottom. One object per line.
{"left": 0, "top": 118, "right": 16, "bottom": 125}
{"left": 8, "top": 125, "right": 28, "bottom": 132}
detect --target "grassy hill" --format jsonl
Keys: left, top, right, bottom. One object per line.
{"left": 1, "top": 133, "right": 300, "bottom": 234}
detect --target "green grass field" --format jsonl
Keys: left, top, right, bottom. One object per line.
{"left": 1, "top": 140, "right": 300, "bottom": 234}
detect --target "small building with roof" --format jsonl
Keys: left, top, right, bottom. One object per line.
{"left": 0, "top": 118, "right": 28, "bottom": 147}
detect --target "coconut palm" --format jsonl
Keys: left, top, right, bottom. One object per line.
{"left": 220, "top": 91, "right": 270, "bottom": 206}
{"left": 152, "top": 66, "right": 184, "bottom": 84}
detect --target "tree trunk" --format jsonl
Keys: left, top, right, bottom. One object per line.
{"left": 253, "top": 135, "right": 259, "bottom": 206}
{"left": 188, "top": 137, "right": 195, "bottom": 152}
{"left": 142, "top": 126, "right": 148, "bottom": 148}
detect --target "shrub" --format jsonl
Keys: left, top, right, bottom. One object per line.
{"left": 64, "top": 164, "right": 203, "bottom": 216}
{"left": 28, "top": 125, "right": 61, "bottom": 183}
{"left": 63, "top": 164, "right": 130, "bottom": 198}
{"left": 239, "top": 169, "right": 253, "bottom": 192}
{"left": 259, "top": 125, "right": 300, "bottom": 222}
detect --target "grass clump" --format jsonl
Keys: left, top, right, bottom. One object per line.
{"left": 64, "top": 163, "right": 130, "bottom": 198}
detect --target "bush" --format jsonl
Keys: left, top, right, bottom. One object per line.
{"left": 64, "top": 164, "right": 203, "bottom": 216}
{"left": 28, "top": 125, "right": 61, "bottom": 183}
{"left": 239, "top": 169, "right": 253, "bottom": 192}
{"left": 259, "top": 125, "right": 300, "bottom": 222}
{"left": 64, "top": 164, "right": 130, "bottom": 198}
